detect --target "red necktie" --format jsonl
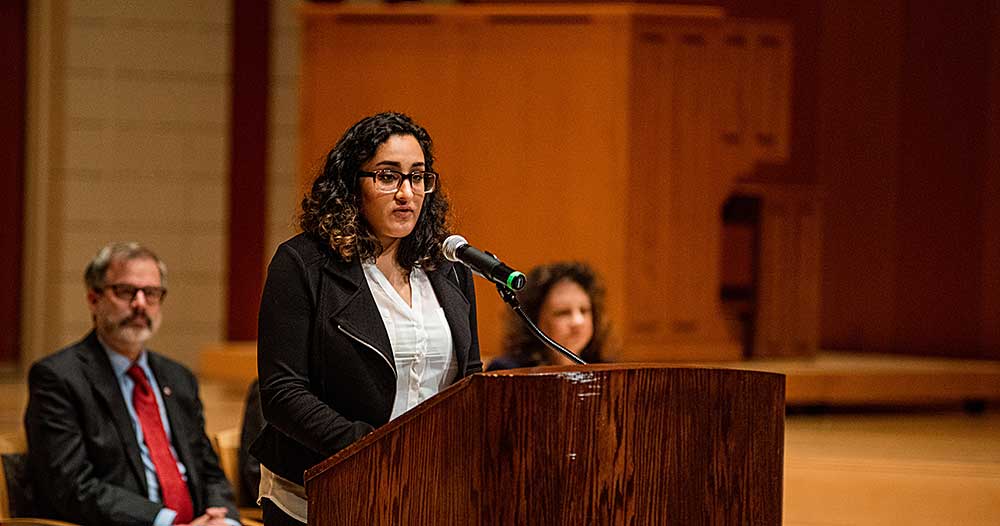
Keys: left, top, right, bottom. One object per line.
{"left": 127, "top": 364, "right": 195, "bottom": 524}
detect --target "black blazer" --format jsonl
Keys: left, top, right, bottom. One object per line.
{"left": 24, "top": 331, "right": 239, "bottom": 526}
{"left": 251, "top": 233, "right": 482, "bottom": 485}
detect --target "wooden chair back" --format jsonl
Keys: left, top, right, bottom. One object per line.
{"left": 0, "top": 431, "right": 78, "bottom": 525}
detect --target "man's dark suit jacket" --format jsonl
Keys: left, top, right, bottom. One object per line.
{"left": 24, "top": 331, "right": 239, "bottom": 526}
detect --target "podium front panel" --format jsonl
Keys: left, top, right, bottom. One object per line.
{"left": 306, "top": 365, "right": 784, "bottom": 525}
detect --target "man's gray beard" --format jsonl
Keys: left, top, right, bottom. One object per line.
{"left": 100, "top": 318, "right": 154, "bottom": 347}
{"left": 115, "top": 325, "right": 153, "bottom": 345}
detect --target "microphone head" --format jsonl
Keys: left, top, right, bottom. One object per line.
{"left": 507, "top": 271, "right": 527, "bottom": 291}
{"left": 442, "top": 235, "right": 468, "bottom": 262}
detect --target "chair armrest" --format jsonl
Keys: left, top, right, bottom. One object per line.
{"left": 237, "top": 507, "right": 262, "bottom": 522}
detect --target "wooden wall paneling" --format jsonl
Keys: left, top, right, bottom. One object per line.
{"left": 816, "top": 1, "right": 1000, "bottom": 358}
{"left": 713, "top": 25, "right": 760, "bottom": 358}
{"left": 715, "top": 20, "right": 806, "bottom": 359}
{"left": 713, "top": 24, "right": 763, "bottom": 358}
{"left": 298, "top": 10, "right": 466, "bottom": 187}
{"left": 714, "top": 24, "right": 760, "bottom": 357}
{"left": 755, "top": 195, "right": 793, "bottom": 357}
{"left": 725, "top": 18, "right": 814, "bottom": 358}
{"left": 445, "top": 14, "right": 633, "bottom": 362}
{"left": 795, "top": 194, "right": 822, "bottom": 356}
{"left": 625, "top": 19, "right": 747, "bottom": 362}
{"left": 894, "top": 2, "right": 990, "bottom": 356}
{"left": 299, "top": 5, "right": 639, "bottom": 359}
{"left": 443, "top": 12, "right": 630, "bottom": 257}
{"left": 983, "top": 1, "right": 1000, "bottom": 358}
{"left": 748, "top": 184, "right": 821, "bottom": 358}
{"left": 817, "top": 0, "right": 904, "bottom": 352}
{"left": 745, "top": 21, "right": 792, "bottom": 164}
{"left": 714, "top": 21, "right": 794, "bottom": 176}
{"left": 298, "top": 5, "right": 795, "bottom": 361}
{"left": 716, "top": 23, "right": 755, "bottom": 178}
{"left": 668, "top": 23, "right": 742, "bottom": 359}
{"left": 766, "top": 0, "right": 822, "bottom": 188}
{"left": 626, "top": 18, "right": 679, "bottom": 349}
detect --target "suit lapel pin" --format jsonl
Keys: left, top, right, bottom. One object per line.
{"left": 163, "top": 386, "right": 173, "bottom": 396}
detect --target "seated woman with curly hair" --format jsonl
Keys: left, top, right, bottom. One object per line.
{"left": 487, "top": 261, "right": 611, "bottom": 370}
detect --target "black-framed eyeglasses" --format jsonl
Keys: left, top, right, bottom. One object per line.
{"left": 100, "top": 283, "right": 168, "bottom": 305}
{"left": 358, "top": 169, "right": 438, "bottom": 194}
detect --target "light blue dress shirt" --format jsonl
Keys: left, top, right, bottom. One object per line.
{"left": 104, "top": 346, "right": 239, "bottom": 526}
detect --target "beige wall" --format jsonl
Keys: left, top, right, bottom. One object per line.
{"left": 266, "top": 0, "right": 301, "bottom": 260}
{"left": 22, "top": 1, "right": 298, "bottom": 370}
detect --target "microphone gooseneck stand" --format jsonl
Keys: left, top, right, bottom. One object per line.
{"left": 495, "top": 284, "right": 588, "bottom": 365}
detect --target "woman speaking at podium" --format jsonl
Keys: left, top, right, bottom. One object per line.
{"left": 251, "top": 112, "right": 482, "bottom": 525}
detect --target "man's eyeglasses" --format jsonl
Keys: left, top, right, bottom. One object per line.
{"left": 358, "top": 169, "right": 438, "bottom": 194}
{"left": 100, "top": 284, "right": 168, "bottom": 305}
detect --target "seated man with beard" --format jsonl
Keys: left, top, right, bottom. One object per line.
{"left": 24, "top": 242, "right": 239, "bottom": 526}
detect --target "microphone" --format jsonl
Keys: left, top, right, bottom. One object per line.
{"left": 442, "top": 235, "right": 526, "bottom": 291}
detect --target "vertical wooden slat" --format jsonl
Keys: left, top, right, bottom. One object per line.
{"left": 227, "top": 0, "right": 271, "bottom": 340}
{"left": 895, "top": 1, "right": 991, "bottom": 355}
{"left": 0, "top": 0, "right": 27, "bottom": 363}
{"left": 983, "top": 1, "right": 1000, "bottom": 357}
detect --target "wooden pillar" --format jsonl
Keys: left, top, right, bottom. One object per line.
{"left": 0, "top": 0, "right": 27, "bottom": 363}
{"left": 227, "top": 0, "right": 271, "bottom": 340}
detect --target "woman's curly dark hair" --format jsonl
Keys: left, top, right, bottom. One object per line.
{"left": 501, "top": 261, "right": 609, "bottom": 366}
{"left": 299, "top": 112, "right": 450, "bottom": 270}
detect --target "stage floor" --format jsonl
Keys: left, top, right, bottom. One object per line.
{"left": 783, "top": 410, "right": 1000, "bottom": 526}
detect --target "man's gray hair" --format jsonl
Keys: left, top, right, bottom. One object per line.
{"left": 84, "top": 242, "right": 168, "bottom": 291}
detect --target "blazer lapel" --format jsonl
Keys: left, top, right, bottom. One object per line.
{"left": 322, "top": 257, "right": 471, "bottom": 374}
{"left": 79, "top": 332, "right": 147, "bottom": 494}
{"left": 427, "top": 262, "right": 472, "bottom": 375}
{"left": 322, "top": 258, "right": 395, "bottom": 369}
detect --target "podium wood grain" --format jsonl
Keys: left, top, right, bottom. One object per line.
{"left": 305, "top": 365, "right": 784, "bottom": 525}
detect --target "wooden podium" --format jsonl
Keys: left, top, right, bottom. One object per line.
{"left": 304, "top": 365, "right": 784, "bottom": 525}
